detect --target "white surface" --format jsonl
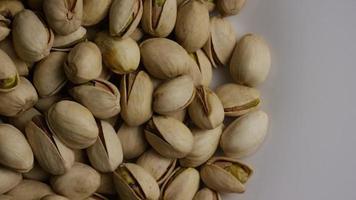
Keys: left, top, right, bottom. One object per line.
{"left": 216, "top": 0, "right": 356, "bottom": 199}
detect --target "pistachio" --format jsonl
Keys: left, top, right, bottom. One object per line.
{"left": 82, "top": 0, "right": 112, "bottom": 26}
{"left": 164, "top": 109, "right": 186, "bottom": 122}
{"left": 0, "top": 49, "right": 19, "bottom": 92}
{"left": 144, "top": 116, "right": 194, "bottom": 158}
{"left": 160, "top": 167, "right": 200, "bottom": 200}
{"left": 46, "top": 100, "right": 99, "bottom": 149}
{"left": 193, "top": 188, "right": 222, "bottom": 200}
{"left": 203, "top": 16, "right": 236, "bottom": 67}
{"left": 175, "top": 0, "right": 210, "bottom": 52}
{"left": 95, "top": 31, "right": 140, "bottom": 74}
{"left": 153, "top": 75, "right": 195, "bottom": 115}
{"left": 0, "top": 166, "right": 22, "bottom": 194}
{"left": 87, "top": 120, "right": 123, "bottom": 172}
{"left": 141, "top": 0, "right": 177, "bottom": 37}
{"left": 179, "top": 124, "right": 223, "bottom": 167}
{"left": 188, "top": 86, "right": 224, "bottom": 129}
{"left": 140, "top": 38, "right": 192, "bottom": 79}
{"left": 43, "top": 0, "right": 83, "bottom": 35}
{"left": 120, "top": 71, "right": 153, "bottom": 126}
{"left": 35, "top": 93, "right": 64, "bottom": 113}
{"left": 217, "top": 0, "right": 245, "bottom": 16}
{"left": 70, "top": 79, "right": 121, "bottom": 119}
{"left": 109, "top": 0, "right": 143, "bottom": 38}
{"left": 220, "top": 110, "right": 268, "bottom": 158}
{"left": 53, "top": 26, "right": 87, "bottom": 50}
{"left": 23, "top": 162, "right": 50, "bottom": 182}
{"left": 26, "top": 115, "right": 75, "bottom": 175}
{"left": 117, "top": 123, "right": 148, "bottom": 160}
{"left": 50, "top": 163, "right": 101, "bottom": 199}
{"left": 41, "top": 195, "right": 69, "bottom": 200}
{"left": 0, "top": 38, "right": 30, "bottom": 76}
{"left": 113, "top": 163, "right": 160, "bottom": 200}
{"left": 33, "top": 52, "right": 68, "bottom": 98}
{"left": 7, "top": 180, "right": 54, "bottom": 199}
{"left": 12, "top": 9, "right": 54, "bottom": 62}
{"left": 136, "top": 149, "right": 177, "bottom": 185}
{"left": 0, "top": 0, "right": 24, "bottom": 42}
{"left": 97, "top": 173, "right": 116, "bottom": 195}
{"left": 0, "top": 77, "right": 37, "bottom": 117}
{"left": 215, "top": 83, "right": 260, "bottom": 116}
{"left": 230, "top": 34, "right": 271, "bottom": 86}
{"left": 188, "top": 49, "right": 213, "bottom": 86}
{"left": 7, "top": 107, "right": 41, "bottom": 133}
{"left": 64, "top": 41, "right": 102, "bottom": 84}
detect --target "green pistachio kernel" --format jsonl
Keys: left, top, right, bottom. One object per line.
{"left": 0, "top": 76, "right": 18, "bottom": 89}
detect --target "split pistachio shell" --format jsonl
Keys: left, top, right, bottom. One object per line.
{"left": 35, "top": 94, "right": 63, "bottom": 113}
{"left": 87, "top": 120, "right": 123, "bottom": 172}
{"left": 113, "top": 163, "right": 160, "bottom": 200}
{"left": 50, "top": 163, "right": 101, "bottom": 199}
{"left": 141, "top": 0, "right": 177, "bottom": 37}
{"left": 7, "top": 108, "right": 41, "bottom": 132}
{"left": 69, "top": 79, "right": 121, "bottom": 119}
{"left": 165, "top": 109, "right": 186, "bottom": 122}
{"left": 64, "top": 41, "right": 102, "bottom": 84}
{"left": 217, "top": 0, "right": 245, "bottom": 16}
{"left": 23, "top": 162, "right": 50, "bottom": 182}
{"left": 203, "top": 16, "right": 236, "bottom": 67}
{"left": 46, "top": 100, "right": 99, "bottom": 149}
{"left": 53, "top": 26, "right": 87, "bottom": 50}
{"left": 230, "top": 34, "right": 271, "bottom": 86}
{"left": 188, "top": 49, "right": 213, "bottom": 86}
{"left": 12, "top": 9, "right": 54, "bottom": 62}
{"left": 179, "top": 124, "right": 223, "bottom": 167}
{"left": 220, "top": 110, "right": 268, "bottom": 158}
{"left": 188, "top": 86, "right": 224, "bottom": 130}
{"left": 153, "top": 75, "right": 195, "bottom": 115}
{"left": 97, "top": 173, "right": 116, "bottom": 195}
{"left": 95, "top": 31, "right": 140, "bottom": 74}
{"left": 0, "top": 77, "right": 38, "bottom": 117}
{"left": 215, "top": 83, "right": 260, "bottom": 116}
{"left": 109, "top": 0, "right": 143, "bottom": 38}
{"left": 136, "top": 149, "right": 177, "bottom": 185}
{"left": 0, "top": 49, "right": 19, "bottom": 92}
{"left": 200, "top": 157, "right": 253, "bottom": 193}
{"left": 43, "top": 0, "right": 83, "bottom": 35}
{"left": 25, "top": 115, "right": 75, "bottom": 175}
{"left": 193, "top": 188, "right": 222, "bottom": 200}
{"left": 120, "top": 71, "right": 153, "bottom": 126}
{"left": 33, "top": 52, "right": 67, "bottom": 97}
{"left": 161, "top": 167, "right": 200, "bottom": 200}
{"left": 41, "top": 195, "right": 69, "bottom": 200}
{"left": 117, "top": 123, "right": 148, "bottom": 160}
{"left": 0, "top": 0, "right": 24, "bottom": 41}
{"left": 144, "top": 116, "right": 194, "bottom": 158}
{"left": 0, "top": 15, "right": 10, "bottom": 42}
{"left": 0, "top": 166, "right": 22, "bottom": 194}
{"left": 6, "top": 180, "right": 54, "bottom": 199}
{"left": 175, "top": 0, "right": 210, "bottom": 52}
{"left": 140, "top": 38, "right": 192, "bottom": 79}
{"left": 82, "top": 0, "right": 112, "bottom": 26}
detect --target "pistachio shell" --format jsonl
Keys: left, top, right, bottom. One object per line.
{"left": 97, "top": 173, "right": 116, "bottom": 195}
{"left": 82, "top": 0, "right": 112, "bottom": 26}
{"left": 193, "top": 188, "right": 222, "bottom": 200}
{"left": 113, "top": 163, "right": 160, "bottom": 200}
{"left": 69, "top": 79, "right": 121, "bottom": 119}
{"left": 23, "top": 162, "right": 50, "bottom": 182}
{"left": 0, "top": 16, "right": 10, "bottom": 42}
{"left": 141, "top": 0, "right": 177, "bottom": 37}
{"left": 120, "top": 71, "right": 153, "bottom": 126}
{"left": 175, "top": 0, "right": 210, "bottom": 52}
{"left": 26, "top": 115, "right": 75, "bottom": 175}
{"left": 230, "top": 34, "right": 271, "bottom": 86}
{"left": 200, "top": 157, "right": 253, "bottom": 193}
{"left": 12, "top": 9, "right": 54, "bottom": 62}
{"left": 33, "top": 52, "right": 67, "bottom": 97}
{"left": 188, "top": 86, "right": 224, "bottom": 130}
{"left": 188, "top": 49, "right": 213, "bottom": 86}
{"left": 161, "top": 167, "right": 200, "bottom": 200}
{"left": 130, "top": 27, "right": 145, "bottom": 42}
{"left": 46, "top": 100, "right": 99, "bottom": 149}
{"left": 87, "top": 120, "right": 123, "bottom": 172}
{"left": 144, "top": 116, "right": 194, "bottom": 158}
{"left": 215, "top": 83, "right": 260, "bottom": 116}
{"left": 0, "top": 195, "right": 12, "bottom": 200}
{"left": 0, "top": 49, "right": 19, "bottom": 92}
{"left": 43, "top": 0, "right": 83, "bottom": 35}
{"left": 140, "top": 38, "right": 192, "bottom": 79}
{"left": 109, "top": 0, "right": 143, "bottom": 38}
{"left": 95, "top": 31, "right": 140, "bottom": 74}
{"left": 117, "top": 123, "right": 148, "bottom": 160}
{"left": 35, "top": 94, "right": 64, "bottom": 113}
{"left": 7, "top": 107, "right": 41, "bottom": 133}
{"left": 50, "top": 163, "right": 101, "bottom": 199}
{"left": 153, "top": 75, "right": 195, "bottom": 115}
{"left": 64, "top": 41, "right": 102, "bottom": 84}
{"left": 0, "top": 166, "right": 22, "bottom": 194}
{"left": 53, "top": 26, "right": 87, "bottom": 50}
{"left": 217, "top": 0, "right": 245, "bottom": 16}
{"left": 164, "top": 109, "right": 186, "bottom": 122}
{"left": 7, "top": 180, "right": 54, "bottom": 199}
{"left": 0, "top": 1, "right": 24, "bottom": 17}
{"left": 220, "top": 110, "right": 268, "bottom": 158}
{"left": 41, "top": 195, "right": 69, "bottom": 200}
{"left": 179, "top": 124, "right": 223, "bottom": 167}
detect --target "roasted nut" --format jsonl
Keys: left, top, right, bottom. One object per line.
{"left": 0, "top": 49, "right": 19, "bottom": 92}
{"left": 117, "top": 123, "right": 148, "bottom": 160}
{"left": 7, "top": 107, "right": 41, "bottom": 133}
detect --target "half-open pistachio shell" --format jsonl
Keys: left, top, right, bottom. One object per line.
{"left": 117, "top": 123, "right": 148, "bottom": 160}
{"left": 41, "top": 194, "right": 69, "bottom": 200}
{"left": 6, "top": 180, "right": 54, "bottom": 200}
{"left": 7, "top": 107, "right": 41, "bottom": 133}
{"left": 0, "top": 0, "right": 24, "bottom": 42}
{"left": 82, "top": 0, "right": 112, "bottom": 26}
{"left": 193, "top": 188, "right": 222, "bottom": 200}
{"left": 52, "top": 26, "right": 87, "bottom": 50}
{"left": 0, "top": 166, "right": 22, "bottom": 194}
{"left": 200, "top": 157, "right": 253, "bottom": 193}
{"left": 113, "top": 163, "right": 160, "bottom": 200}
{"left": 188, "top": 49, "right": 213, "bottom": 86}
{"left": 0, "top": 49, "right": 19, "bottom": 92}
{"left": 215, "top": 83, "right": 260, "bottom": 116}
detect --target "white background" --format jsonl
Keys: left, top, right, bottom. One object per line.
{"left": 214, "top": 0, "right": 356, "bottom": 199}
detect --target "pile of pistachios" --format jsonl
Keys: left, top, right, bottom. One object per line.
{"left": 0, "top": 0, "right": 271, "bottom": 199}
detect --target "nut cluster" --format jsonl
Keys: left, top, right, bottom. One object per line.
{"left": 0, "top": 0, "right": 271, "bottom": 199}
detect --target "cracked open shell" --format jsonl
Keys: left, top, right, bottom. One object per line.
{"left": 117, "top": 123, "right": 148, "bottom": 160}
{"left": 188, "top": 49, "right": 213, "bottom": 86}
{"left": 193, "top": 188, "right": 222, "bottom": 200}
{"left": 0, "top": 165, "right": 22, "bottom": 194}
{"left": 217, "top": 0, "right": 245, "bottom": 16}
{"left": 0, "top": 49, "right": 19, "bottom": 92}
{"left": 7, "top": 180, "right": 54, "bottom": 200}
{"left": 0, "top": 0, "right": 24, "bottom": 42}
{"left": 82, "top": 0, "right": 112, "bottom": 26}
